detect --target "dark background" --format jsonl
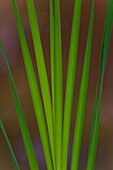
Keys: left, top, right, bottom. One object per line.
{"left": 0, "top": 0, "right": 113, "bottom": 169}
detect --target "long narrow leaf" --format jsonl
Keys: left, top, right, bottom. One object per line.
{"left": 62, "top": 0, "right": 82, "bottom": 169}
{"left": 54, "top": 0, "right": 63, "bottom": 169}
{"left": 50, "top": 0, "right": 55, "bottom": 132}
{"left": 11, "top": 0, "right": 53, "bottom": 169}
{"left": 71, "top": 0, "right": 95, "bottom": 169}
{"left": 0, "top": 119, "right": 20, "bottom": 170}
{"left": 86, "top": 0, "right": 113, "bottom": 169}
{"left": 25, "top": 0, "right": 55, "bottom": 168}
{"left": 0, "top": 40, "right": 39, "bottom": 170}
{"left": 49, "top": 0, "right": 56, "bottom": 169}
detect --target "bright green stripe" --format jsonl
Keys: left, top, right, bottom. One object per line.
{"left": 62, "top": 0, "right": 82, "bottom": 169}
{"left": 11, "top": 0, "right": 53, "bottom": 169}
{"left": 54, "top": 0, "right": 63, "bottom": 169}
{"left": 25, "top": 0, "right": 55, "bottom": 168}
{"left": 50, "top": 0, "right": 55, "bottom": 132}
{"left": 86, "top": 0, "right": 113, "bottom": 169}
{"left": 0, "top": 119, "right": 20, "bottom": 170}
{"left": 71, "top": 0, "right": 95, "bottom": 169}
{"left": 0, "top": 40, "right": 39, "bottom": 170}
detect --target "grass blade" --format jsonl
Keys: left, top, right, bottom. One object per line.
{"left": 54, "top": 0, "right": 63, "bottom": 169}
{"left": 71, "top": 0, "right": 95, "bottom": 169}
{"left": 62, "top": 0, "right": 82, "bottom": 169}
{"left": 0, "top": 40, "right": 39, "bottom": 170}
{"left": 49, "top": 0, "right": 56, "bottom": 168}
{"left": 11, "top": 0, "right": 53, "bottom": 169}
{"left": 25, "top": 0, "right": 55, "bottom": 168}
{"left": 50, "top": 0, "right": 55, "bottom": 130}
{"left": 86, "top": 0, "right": 113, "bottom": 169}
{"left": 0, "top": 119, "right": 20, "bottom": 170}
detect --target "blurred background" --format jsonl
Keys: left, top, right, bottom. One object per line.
{"left": 0, "top": 0, "right": 113, "bottom": 169}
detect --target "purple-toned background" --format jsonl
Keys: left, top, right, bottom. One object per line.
{"left": 0, "top": 0, "right": 113, "bottom": 169}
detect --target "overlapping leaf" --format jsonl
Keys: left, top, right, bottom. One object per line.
{"left": 25, "top": 0, "right": 55, "bottom": 167}
{"left": 9, "top": 0, "right": 53, "bottom": 169}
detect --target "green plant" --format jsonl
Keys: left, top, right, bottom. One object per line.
{"left": 0, "top": 0, "right": 113, "bottom": 169}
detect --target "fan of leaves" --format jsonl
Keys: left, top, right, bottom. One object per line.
{"left": 0, "top": 0, "right": 113, "bottom": 169}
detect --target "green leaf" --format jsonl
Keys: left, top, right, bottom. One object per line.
{"left": 0, "top": 119, "right": 20, "bottom": 170}
{"left": 86, "top": 0, "right": 113, "bottom": 169}
{"left": 54, "top": 0, "right": 63, "bottom": 169}
{"left": 50, "top": 0, "right": 55, "bottom": 131}
{"left": 71, "top": 0, "right": 95, "bottom": 169}
{"left": 11, "top": 0, "right": 53, "bottom": 169}
{"left": 25, "top": 0, "right": 55, "bottom": 168}
{"left": 62, "top": 0, "right": 82, "bottom": 169}
{"left": 0, "top": 40, "right": 39, "bottom": 170}
{"left": 49, "top": 0, "right": 56, "bottom": 169}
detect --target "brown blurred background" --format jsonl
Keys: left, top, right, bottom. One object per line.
{"left": 0, "top": 0, "right": 113, "bottom": 169}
